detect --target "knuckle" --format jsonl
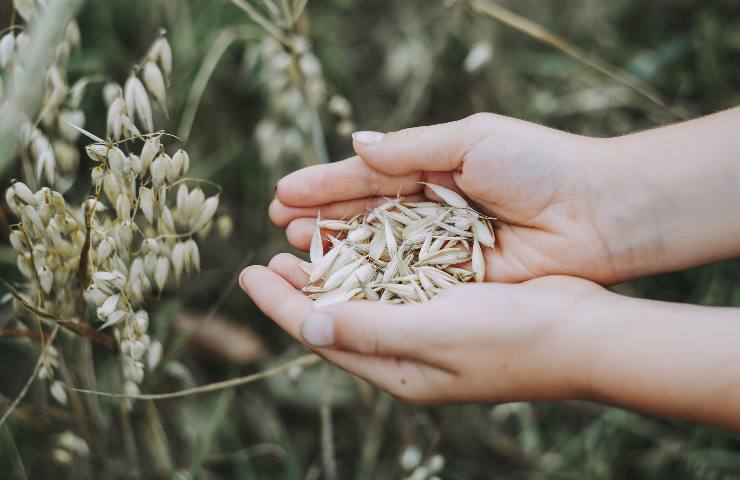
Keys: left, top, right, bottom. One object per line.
{"left": 267, "top": 252, "right": 293, "bottom": 271}
{"left": 389, "top": 125, "right": 426, "bottom": 145}
{"left": 357, "top": 323, "right": 380, "bottom": 355}
{"left": 465, "top": 112, "right": 497, "bottom": 126}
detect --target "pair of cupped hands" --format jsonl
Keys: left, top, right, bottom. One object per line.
{"left": 238, "top": 112, "right": 716, "bottom": 407}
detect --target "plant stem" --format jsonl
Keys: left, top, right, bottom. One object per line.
{"left": 320, "top": 364, "right": 337, "bottom": 480}
{"left": 467, "top": 0, "right": 687, "bottom": 119}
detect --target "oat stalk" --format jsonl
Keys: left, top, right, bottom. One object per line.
{"left": 467, "top": 0, "right": 686, "bottom": 119}
{"left": 69, "top": 353, "right": 321, "bottom": 400}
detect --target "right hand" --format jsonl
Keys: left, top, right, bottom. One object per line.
{"left": 270, "top": 113, "right": 630, "bottom": 284}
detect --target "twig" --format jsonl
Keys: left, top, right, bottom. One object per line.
{"left": 468, "top": 0, "right": 686, "bottom": 119}
{"left": 0, "top": 0, "right": 86, "bottom": 176}
{"left": 320, "top": 364, "right": 338, "bottom": 480}
{"left": 0, "top": 325, "right": 59, "bottom": 428}
{"left": 357, "top": 393, "right": 393, "bottom": 480}
{"left": 0, "top": 278, "right": 118, "bottom": 351}
{"left": 70, "top": 353, "right": 321, "bottom": 400}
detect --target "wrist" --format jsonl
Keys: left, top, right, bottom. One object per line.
{"left": 554, "top": 286, "right": 628, "bottom": 401}
{"left": 582, "top": 135, "right": 671, "bottom": 281}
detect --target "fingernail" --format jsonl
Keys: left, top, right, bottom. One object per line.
{"left": 238, "top": 268, "right": 250, "bottom": 289}
{"left": 352, "top": 130, "right": 385, "bottom": 145}
{"left": 301, "top": 312, "right": 334, "bottom": 346}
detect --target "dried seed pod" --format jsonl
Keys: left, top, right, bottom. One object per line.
{"left": 193, "top": 196, "right": 219, "bottom": 232}
{"left": 323, "top": 258, "right": 363, "bottom": 290}
{"left": 150, "top": 155, "right": 167, "bottom": 189}
{"left": 143, "top": 61, "right": 166, "bottom": 105}
{"left": 97, "top": 294, "right": 120, "bottom": 320}
{"left": 310, "top": 212, "right": 323, "bottom": 265}
{"left": 139, "top": 186, "right": 155, "bottom": 223}
{"left": 101, "top": 174, "right": 119, "bottom": 206}
{"left": 147, "top": 340, "right": 163, "bottom": 370}
{"left": 85, "top": 143, "right": 108, "bottom": 162}
{"left": 171, "top": 149, "right": 188, "bottom": 179}
{"left": 383, "top": 216, "right": 397, "bottom": 257}
{"left": 124, "top": 74, "right": 153, "bottom": 132}
{"left": 418, "top": 182, "right": 468, "bottom": 208}
{"left": 100, "top": 309, "right": 128, "bottom": 330}
{"left": 116, "top": 194, "right": 131, "bottom": 221}
{"left": 133, "top": 310, "right": 149, "bottom": 333}
{"left": 472, "top": 219, "right": 494, "bottom": 248}
{"left": 154, "top": 256, "right": 169, "bottom": 291}
{"left": 171, "top": 242, "right": 186, "bottom": 280}
{"left": 107, "top": 96, "right": 125, "bottom": 140}
{"left": 12, "top": 181, "right": 36, "bottom": 205}
{"left": 37, "top": 265, "right": 53, "bottom": 294}
{"left": 148, "top": 35, "right": 173, "bottom": 79}
{"left": 140, "top": 136, "right": 160, "bottom": 171}
{"left": 108, "top": 147, "right": 127, "bottom": 174}
{"left": 310, "top": 240, "right": 344, "bottom": 282}
{"left": 50, "top": 381, "right": 68, "bottom": 405}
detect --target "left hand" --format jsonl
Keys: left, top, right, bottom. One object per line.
{"left": 239, "top": 253, "right": 608, "bottom": 404}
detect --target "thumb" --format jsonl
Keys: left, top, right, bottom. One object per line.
{"left": 300, "top": 301, "right": 425, "bottom": 358}
{"left": 351, "top": 113, "right": 494, "bottom": 176}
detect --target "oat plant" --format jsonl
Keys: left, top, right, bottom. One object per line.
{"left": 2, "top": 28, "right": 220, "bottom": 470}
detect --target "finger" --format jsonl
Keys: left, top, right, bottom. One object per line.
{"left": 285, "top": 218, "right": 320, "bottom": 251}
{"left": 260, "top": 254, "right": 435, "bottom": 361}
{"left": 267, "top": 252, "right": 309, "bottom": 289}
{"left": 351, "top": 114, "right": 494, "bottom": 175}
{"left": 239, "top": 265, "right": 313, "bottom": 338}
{"left": 303, "top": 301, "right": 430, "bottom": 360}
{"left": 276, "top": 156, "right": 422, "bottom": 207}
{"left": 268, "top": 193, "right": 426, "bottom": 227}
{"left": 239, "top": 265, "right": 445, "bottom": 395}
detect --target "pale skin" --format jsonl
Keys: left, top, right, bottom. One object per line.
{"left": 239, "top": 107, "right": 740, "bottom": 431}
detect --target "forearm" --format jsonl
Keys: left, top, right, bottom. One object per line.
{"left": 593, "top": 107, "right": 740, "bottom": 279}
{"left": 577, "top": 294, "right": 740, "bottom": 430}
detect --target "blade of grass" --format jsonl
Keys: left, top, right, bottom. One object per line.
{"left": 177, "top": 26, "right": 259, "bottom": 142}
{"left": 468, "top": 0, "right": 687, "bottom": 119}
{"left": 0, "top": 424, "right": 28, "bottom": 480}
{"left": 188, "top": 389, "right": 235, "bottom": 478}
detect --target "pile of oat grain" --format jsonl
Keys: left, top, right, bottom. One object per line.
{"left": 301, "top": 183, "right": 494, "bottom": 307}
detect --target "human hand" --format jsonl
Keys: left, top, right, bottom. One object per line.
{"left": 239, "top": 253, "right": 606, "bottom": 404}
{"left": 241, "top": 254, "right": 740, "bottom": 429}
{"left": 269, "top": 113, "right": 634, "bottom": 284}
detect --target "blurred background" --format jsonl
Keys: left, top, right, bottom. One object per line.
{"left": 2, "top": 0, "right": 740, "bottom": 478}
